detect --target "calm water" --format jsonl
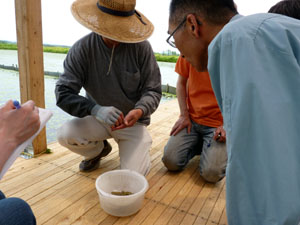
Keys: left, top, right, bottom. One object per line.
{"left": 0, "top": 49, "right": 178, "bottom": 143}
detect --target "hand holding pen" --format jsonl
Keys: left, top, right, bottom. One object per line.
{"left": 0, "top": 100, "right": 40, "bottom": 149}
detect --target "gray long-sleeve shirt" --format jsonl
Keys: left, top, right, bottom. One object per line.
{"left": 55, "top": 32, "right": 162, "bottom": 125}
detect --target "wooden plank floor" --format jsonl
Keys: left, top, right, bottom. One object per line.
{"left": 0, "top": 99, "right": 227, "bottom": 225}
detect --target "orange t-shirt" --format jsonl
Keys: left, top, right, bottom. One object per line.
{"left": 175, "top": 56, "right": 223, "bottom": 127}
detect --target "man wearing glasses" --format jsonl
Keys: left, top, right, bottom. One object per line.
{"left": 167, "top": 0, "right": 300, "bottom": 224}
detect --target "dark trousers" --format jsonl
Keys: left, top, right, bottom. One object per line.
{"left": 0, "top": 191, "right": 36, "bottom": 225}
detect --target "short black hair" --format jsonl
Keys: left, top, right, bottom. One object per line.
{"left": 269, "top": 0, "right": 300, "bottom": 20}
{"left": 169, "top": 0, "right": 238, "bottom": 25}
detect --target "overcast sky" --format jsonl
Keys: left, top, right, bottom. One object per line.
{"left": 0, "top": 0, "right": 280, "bottom": 53}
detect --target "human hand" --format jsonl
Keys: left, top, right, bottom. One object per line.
{"left": 111, "top": 109, "right": 143, "bottom": 131}
{"left": 91, "top": 105, "right": 124, "bottom": 126}
{"left": 213, "top": 126, "right": 226, "bottom": 142}
{"left": 170, "top": 114, "right": 192, "bottom": 136}
{"left": 0, "top": 100, "right": 40, "bottom": 149}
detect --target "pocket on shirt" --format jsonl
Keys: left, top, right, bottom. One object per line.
{"left": 120, "top": 70, "right": 141, "bottom": 98}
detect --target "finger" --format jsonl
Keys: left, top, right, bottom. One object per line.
{"left": 219, "top": 134, "right": 226, "bottom": 142}
{"left": 112, "top": 111, "right": 121, "bottom": 121}
{"left": 124, "top": 116, "right": 136, "bottom": 127}
{"left": 117, "top": 113, "right": 124, "bottom": 125}
{"left": 114, "top": 119, "right": 120, "bottom": 127}
{"left": 221, "top": 129, "right": 226, "bottom": 138}
{"left": 108, "top": 117, "right": 117, "bottom": 126}
{"left": 171, "top": 126, "right": 183, "bottom": 136}
{"left": 120, "top": 113, "right": 124, "bottom": 121}
{"left": 187, "top": 123, "right": 192, "bottom": 134}
{"left": 218, "top": 136, "right": 226, "bottom": 142}
{"left": 110, "top": 114, "right": 122, "bottom": 126}
{"left": 4, "top": 100, "right": 15, "bottom": 110}
{"left": 170, "top": 124, "right": 179, "bottom": 136}
{"left": 113, "top": 115, "right": 123, "bottom": 127}
{"left": 111, "top": 124, "right": 126, "bottom": 131}
{"left": 170, "top": 127, "right": 176, "bottom": 136}
{"left": 113, "top": 108, "right": 123, "bottom": 116}
{"left": 213, "top": 131, "right": 219, "bottom": 140}
{"left": 23, "top": 100, "right": 36, "bottom": 110}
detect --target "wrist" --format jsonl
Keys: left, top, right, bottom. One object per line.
{"left": 180, "top": 110, "right": 190, "bottom": 118}
{"left": 134, "top": 108, "right": 144, "bottom": 118}
{"left": 0, "top": 131, "right": 17, "bottom": 152}
{"left": 91, "top": 104, "right": 101, "bottom": 116}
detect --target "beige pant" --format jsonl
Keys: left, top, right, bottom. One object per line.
{"left": 57, "top": 116, "right": 152, "bottom": 175}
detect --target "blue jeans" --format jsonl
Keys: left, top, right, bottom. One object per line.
{"left": 0, "top": 191, "right": 36, "bottom": 225}
{"left": 162, "top": 121, "right": 227, "bottom": 183}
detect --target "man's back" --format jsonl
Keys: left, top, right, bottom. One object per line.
{"left": 208, "top": 13, "right": 300, "bottom": 225}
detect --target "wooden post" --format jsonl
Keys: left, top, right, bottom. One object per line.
{"left": 14, "top": 0, "right": 47, "bottom": 155}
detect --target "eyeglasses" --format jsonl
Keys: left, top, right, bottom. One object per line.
{"left": 166, "top": 16, "right": 202, "bottom": 48}
{"left": 166, "top": 17, "right": 187, "bottom": 48}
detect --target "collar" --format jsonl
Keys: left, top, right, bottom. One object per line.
{"left": 229, "top": 14, "right": 243, "bottom": 23}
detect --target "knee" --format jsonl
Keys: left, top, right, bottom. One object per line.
{"left": 200, "top": 166, "right": 226, "bottom": 183}
{"left": 57, "top": 122, "right": 70, "bottom": 146}
{"left": 3, "top": 198, "right": 36, "bottom": 225}
{"left": 10, "top": 198, "right": 34, "bottom": 213}
{"left": 162, "top": 147, "right": 183, "bottom": 171}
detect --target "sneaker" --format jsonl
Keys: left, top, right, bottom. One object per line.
{"left": 79, "top": 140, "right": 112, "bottom": 172}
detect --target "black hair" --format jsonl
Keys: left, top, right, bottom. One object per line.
{"left": 169, "top": 0, "right": 238, "bottom": 25}
{"left": 269, "top": 0, "right": 300, "bottom": 20}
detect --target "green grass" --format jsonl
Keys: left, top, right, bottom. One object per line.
{"left": 155, "top": 53, "right": 179, "bottom": 63}
{"left": 0, "top": 41, "right": 178, "bottom": 63}
{"left": 162, "top": 92, "right": 176, "bottom": 98}
{"left": 0, "top": 42, "right": 18, "bottom": 50}
{"left": 45, "top": 148, "right": 52, "bottom": 154}
{"left": 43, "top": 46, "right": 69, "bottom": 54}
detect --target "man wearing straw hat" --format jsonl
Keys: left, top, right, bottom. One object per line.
{"left": 55, "top": 0, "right": 161, "bottom": 175}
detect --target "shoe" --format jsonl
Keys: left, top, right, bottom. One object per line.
{"left": 79, "top": 140, "right": 112, "bottom": 172}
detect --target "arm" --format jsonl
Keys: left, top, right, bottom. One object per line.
{"left": 55, "top": 84, "right": 96, "bottom": 118}
{"left": 170, "top": 75, "right": 192, "bottom": 136}
{"left": 134, "top": 41, "right": 162, "bottom": 118}
{"left": 112, "top": 42, "right": 161, "bottom": 131}
{"left": 55, "top": 39, "right": 96, "bottom": 118}
{"left": 0, "top": 100, "right": 40, "bottom": 173}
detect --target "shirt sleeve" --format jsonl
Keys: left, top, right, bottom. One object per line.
{"left": 134, "top": 41, "right": 162, "bottom": 117}
{"left": 175, "top": 56, "right": 190, "bottom": 79}
{"left": 55, "top": 39, "right": 96, "bottom": 117}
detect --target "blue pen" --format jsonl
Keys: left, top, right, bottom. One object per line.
{"left": 13, "top": 100, "right": 21, "bottom": 109}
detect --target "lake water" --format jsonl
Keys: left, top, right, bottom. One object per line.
{"left": 0, "top": 49, "right": 178, "bottom": 143}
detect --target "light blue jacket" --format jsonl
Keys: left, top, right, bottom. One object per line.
{"left": 208, "top": 13, "right": 300, "bottom": 225}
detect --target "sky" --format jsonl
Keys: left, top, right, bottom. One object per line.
{"left": 0, "top": 0, "right": 280, "bottom": 53}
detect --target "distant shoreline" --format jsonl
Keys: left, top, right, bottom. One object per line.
{"left": 0, "top": 41, "right": 179, "bottom": 63}
{"left": 0, "top": 64, "right": 177, "bottom": 96}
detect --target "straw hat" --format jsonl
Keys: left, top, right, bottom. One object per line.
{"left": 71, "top": 0, "right": 154, "bottom": 43}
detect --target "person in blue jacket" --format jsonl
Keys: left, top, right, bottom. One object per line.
{"left": 166, "top": 0, "right": 300, "bottom": 224}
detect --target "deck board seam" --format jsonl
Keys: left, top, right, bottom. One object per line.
{"left": 144, "top": 197, "right": 217, "bottom": 223}
{"left": 36, "top": 158, "right": 97, "bottom": 181}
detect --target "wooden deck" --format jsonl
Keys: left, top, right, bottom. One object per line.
{"left": 0, "top": 99, "right": 227, "bottom": 225}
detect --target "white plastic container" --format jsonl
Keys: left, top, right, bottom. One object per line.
{"left": 95, "top": 169, "right": 149, "bottom": 217}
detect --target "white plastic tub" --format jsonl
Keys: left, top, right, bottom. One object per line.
{"left": 95, "top": 169, "right": 149, "bottom": 217}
